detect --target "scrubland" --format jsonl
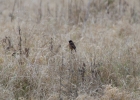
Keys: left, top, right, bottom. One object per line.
{"left": 0, "top": 0, "right": 140, "bottom": 100}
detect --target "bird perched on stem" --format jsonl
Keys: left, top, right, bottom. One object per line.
{"left": 69, "top": 40, "right": 76, "bottom": 53}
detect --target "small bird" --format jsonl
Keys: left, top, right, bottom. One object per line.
{"left": 69, "top": 40, "right": 76, "bottom": 53}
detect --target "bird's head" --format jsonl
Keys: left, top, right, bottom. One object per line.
{"left": 69, "top": 40, "right": 73, "bottom": 43}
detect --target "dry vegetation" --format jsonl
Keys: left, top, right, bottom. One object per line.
{"left": 0, "top": 0, "right": 140, "bottom": 100}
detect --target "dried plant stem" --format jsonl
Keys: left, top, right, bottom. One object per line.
{"left": 10, "top": 0, "right": 17, "bottom": 22}
{"left": 50, "top": 38, "right": 53, "bottom": 52}
{"left": 18, "top": 26, "right": 22, "bottom": 65}
{"left": 38, "top": 0, "right": 42, "bottom": 23}
{"left": 68, "top": 54, "right": 72, "bottom": 99}
{"left": 59, "top": 53, "right": 63, "bottom": 100}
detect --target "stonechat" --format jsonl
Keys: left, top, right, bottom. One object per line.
{"left": 69, "top": 40, "right": 76, "bottom": 53}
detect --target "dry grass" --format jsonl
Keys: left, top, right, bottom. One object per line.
{"left": 0, "top": 0, "right": 140, "bottom": 100}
